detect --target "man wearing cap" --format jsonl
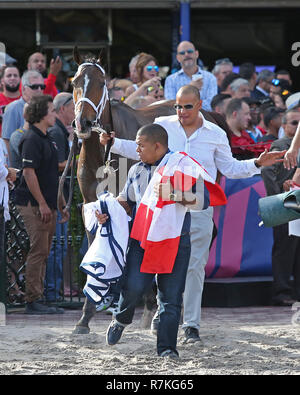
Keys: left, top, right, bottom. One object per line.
{"left": 44, "top": 92, "right": 74, "bottom": 302}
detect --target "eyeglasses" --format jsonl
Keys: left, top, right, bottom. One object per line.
{"left": 177, "top": 49, "right": 195, "bottom": 56}
{"left": 62, "top": 96, "right": 73, "bottom": 106}
{"left": 146, "top": 65, "right": 159, "bottom": 72}
{"left": 288, "top": 120, "right": 299, "bottom": 126}
{"left": 174, "top": 103, "right": 194, "bottom": 111}
{"left": 26, "top": 83, "right": 46, "bottom": 90}
{"left": 215, "top": 57, "right": 231, "bottom": 65}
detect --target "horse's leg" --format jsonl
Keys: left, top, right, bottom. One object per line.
{"left": 140, "top": 280, "right": 158, "bottom": 329}
{"left": 73, "top": 229, "right": 96, "bottom": 334}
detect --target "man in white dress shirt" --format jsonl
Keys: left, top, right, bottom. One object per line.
{"left": 100, "top": 85, "right": 286, "bottom": 343}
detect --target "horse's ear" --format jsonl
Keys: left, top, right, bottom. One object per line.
{"left": 73, "top": 46, "right": 82, "bottom": 65}
{"left": 97, "top": 49, "right": 103, "bottom": 64}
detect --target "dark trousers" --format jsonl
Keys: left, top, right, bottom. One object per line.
{"left": 116, "top": 234, "right": 191, "bottom": 355}
{"left": 272, "top": 223, "right": 300, "bottom": 302}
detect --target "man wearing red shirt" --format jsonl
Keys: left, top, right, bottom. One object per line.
{"left": 27, "top": 52, "right": 62, "bottom": 98}
{"left": 0, "top": 65, "right": 21, "bottom": 136}
{"left": 225, "top": 98, "right": 266, "bottom": 159}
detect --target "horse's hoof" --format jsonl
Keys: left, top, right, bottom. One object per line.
{"left": 72, "top": 325, "right": 90, "bottom": 335}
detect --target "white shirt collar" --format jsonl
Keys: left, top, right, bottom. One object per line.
{"left": 256, "top": 85, "right": 269, "bottom": 96}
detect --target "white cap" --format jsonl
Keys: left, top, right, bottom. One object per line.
{"left": 286, "top": 92, "right": 300, "bottom": 110}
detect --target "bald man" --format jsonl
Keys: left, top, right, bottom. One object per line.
{"left": 164, "top": 41, "right": 217, "bottom": 111}
{"left": 27, "top": 52, "right": 62, "bottom": 98}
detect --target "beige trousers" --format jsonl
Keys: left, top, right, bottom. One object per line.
{"left": 182, "top": 207, "right": 214, "bottom": 330}
{"left": 17, "top": 203, "right": 57, "bottom": 303}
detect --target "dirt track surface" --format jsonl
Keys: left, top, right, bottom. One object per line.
{"left": 0, "top": 306, "right": 299, "bottom": 375}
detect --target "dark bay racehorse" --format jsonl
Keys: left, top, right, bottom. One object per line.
{"left": 67, "top": 48, "right": 227, "bottom": 334}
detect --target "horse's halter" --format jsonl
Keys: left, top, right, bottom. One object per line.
{"left": 73, "top": 62, "right": 118, "bottom": 175}
{"left": 74, "top": 62, "right": 109, "bottom": 134}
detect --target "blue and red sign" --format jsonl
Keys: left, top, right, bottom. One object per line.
{"left": 206, "top": 175, "right": 273, "bottom": 278}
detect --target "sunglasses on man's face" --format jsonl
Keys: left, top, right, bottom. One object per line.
{"left": 177, "top": 49, "right": 195, "bottom": 56}
{"left": 26, "top": 84, "right": 46, "bottom": 90}
{"left": 174, "top": 103, "right": 194, "bottom": 111}
{"left": 146, "top": 65, "right": 159, "bottom": 72}
{"left": 62, "top": 96, "right": 73, "bottom": 106}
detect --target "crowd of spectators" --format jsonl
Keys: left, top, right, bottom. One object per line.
{"left": 1, "top": 42, "right": 300, "bottom": 312}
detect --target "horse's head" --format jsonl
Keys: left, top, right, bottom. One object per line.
{"left": 72, "top": 47, "right": 108, "bottom": 139}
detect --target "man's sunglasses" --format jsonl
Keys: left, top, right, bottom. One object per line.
{"left": 26, "top": 84, "right": 46, "bottom": 90}
{"left": 177, "top": 49, "right": 195, "bottom": 56}
{"left": 62, "top": 96, "right": 73, "bottom": 106}
{"left": 146, "top": 65, "right": 159, "bottom": 72}
{"left": 174, "top": 103, "right": 194, "bottom": 110}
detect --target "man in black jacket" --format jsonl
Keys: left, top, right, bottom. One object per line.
{"left": 261, "top": 109, "right": 300, "bottom": 305}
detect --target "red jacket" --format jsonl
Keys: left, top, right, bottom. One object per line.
{"left": 44, "top": 73, "right": 58, "bottom": 98}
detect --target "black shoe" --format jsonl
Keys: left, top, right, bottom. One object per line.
{"left": 25, "top": 301, "right": 60, "bottom": 315}
{"left": 159, "top": 349, "right": 179, "bottom": 359}
{"left": 184, "top": 327, "right": 201, "bottom": 343}
{"left": 106, "top": 320, "right": 125, "bottom": 345}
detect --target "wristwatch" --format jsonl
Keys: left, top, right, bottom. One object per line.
{"left": 169, "top": 192, "right": 177, "bottom": 201}
{"left": 254, "top": 160, "right": 262, "bottom": 168}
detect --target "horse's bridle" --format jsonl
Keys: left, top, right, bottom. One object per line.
{"left": 73, "top": 62, "right": 117, "bottom": 174}
{"left": 74, "top": 62, "right": 109, "bottom": 135}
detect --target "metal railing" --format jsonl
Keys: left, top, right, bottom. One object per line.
{"left": 2, "top": 178, "right": 87, "bottom": 310}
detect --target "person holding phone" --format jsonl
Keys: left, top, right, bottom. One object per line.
{"left": 124, "top": 53, "right": 162, "bottom": 107}
{"left": 164, "top": 41, "right": 217, "bottom": 111}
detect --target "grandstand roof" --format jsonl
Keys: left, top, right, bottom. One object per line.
{"left": 0, "top": 0, "right": 299, "bottom": 9}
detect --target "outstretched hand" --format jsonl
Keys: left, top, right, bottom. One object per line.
{"left": 255, "top": 149, "right": 287, "bottom": 167}
{"left": 283, "top": 147, "right": 298, "bottom": 170}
